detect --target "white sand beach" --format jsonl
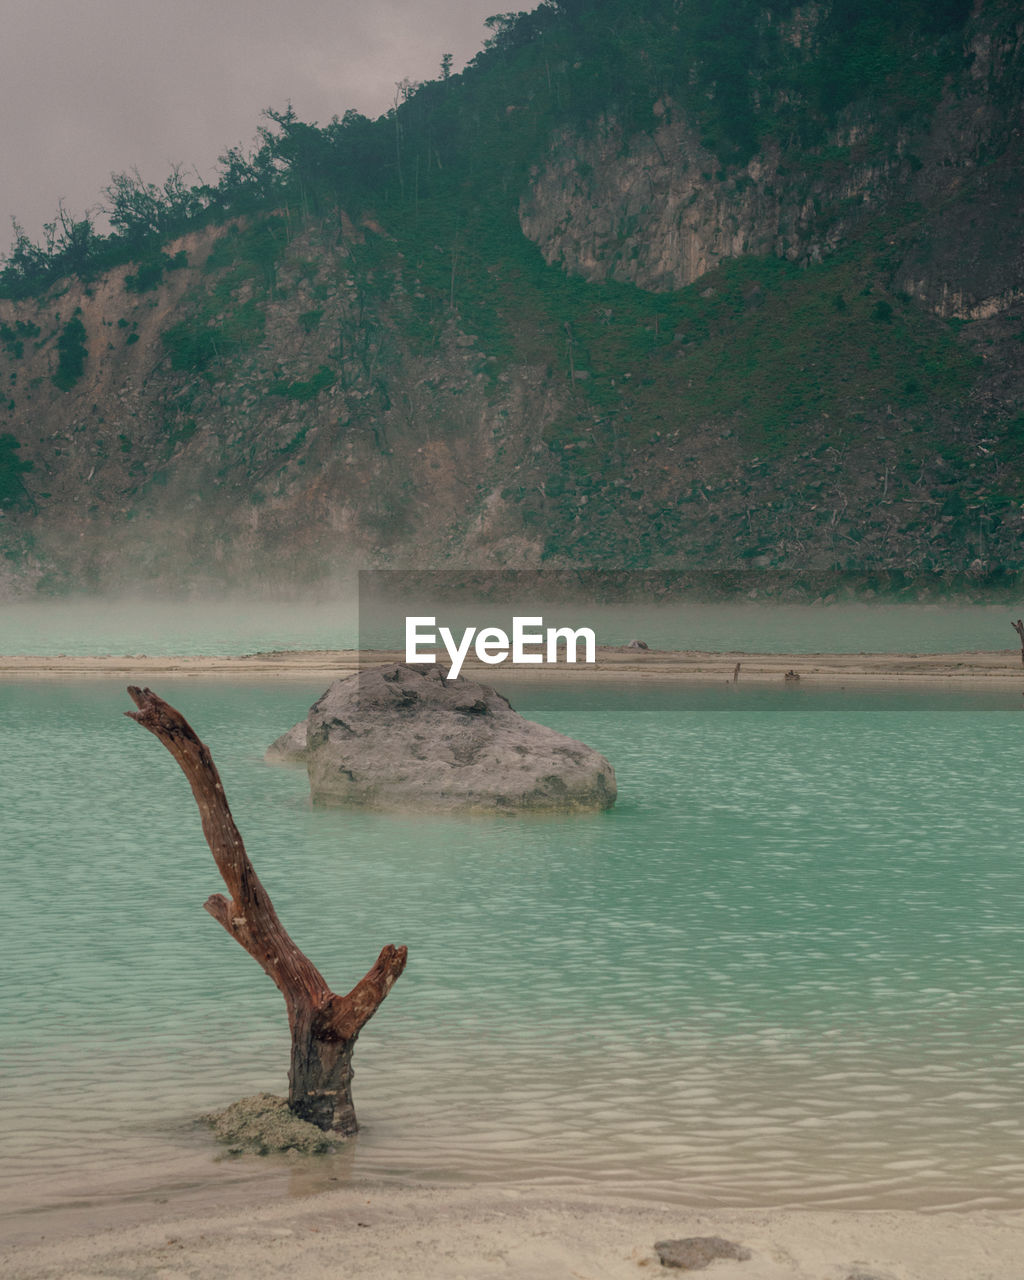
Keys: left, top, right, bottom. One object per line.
{"left": 5, "top": 1183, "right": 1024, "bottom": 1280}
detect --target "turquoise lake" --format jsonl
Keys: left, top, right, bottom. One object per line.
{"left": 2, "top": 603, "right": 1024, "bottom": 1224}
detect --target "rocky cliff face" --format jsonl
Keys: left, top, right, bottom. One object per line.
{"left": 0, "top": 219, "right": 560, "bottom": 593}
{"left": 520, "top": 108, "right": 873, "bottom": 291}
{"left": 894, "top": 10, "right": 1024, "bottom": 320}
{"left": 520, "top": 5, "right": 1024, "bottom": 322}
{"left": 0, "top": 1, "right": 1021, "bottom": 597}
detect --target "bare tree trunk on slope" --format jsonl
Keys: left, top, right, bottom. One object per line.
{"left": 125, "top": 685, "right": 407, "bottom": 1133}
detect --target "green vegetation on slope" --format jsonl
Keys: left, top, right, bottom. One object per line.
{"left": 0, "top": 0, "right": 976, "bottom": 298}
{"left": 162, "top": 218, "right": 285, "bottom": 371}
{"left": 52, "top": 314, "right": 87, "bottom": 391}
{"left": 355, "top": 173, "right": 979, "bottom": 451}
{"left": 0, "top": 433, "right": 33, "bottom": 508}
{"left": 0, "top": 0, "right": 1013, "bottom": 585}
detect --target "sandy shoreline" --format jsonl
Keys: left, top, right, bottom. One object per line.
{"left": 2, "top": 645, "right": 1024, "bottom": 685}
{"left": 4, "top": 1182, "right": 1023, "bottom": 1279}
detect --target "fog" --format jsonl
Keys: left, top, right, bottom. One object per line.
{"left": 1, "top": 595, "right": 1020, "bottom": 658}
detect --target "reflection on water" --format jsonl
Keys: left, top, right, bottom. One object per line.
{"left": 2, "top": 678, "right": 1024, "bottom": 1219}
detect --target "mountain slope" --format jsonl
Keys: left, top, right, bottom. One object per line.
{"left": 0, "top": 0, "right": 1021, "bottom": 596}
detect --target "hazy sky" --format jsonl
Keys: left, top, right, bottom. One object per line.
{"left": 0, "top": 0, "right": 504, "bottom": 245}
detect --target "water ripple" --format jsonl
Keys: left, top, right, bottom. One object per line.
{"left": 3, "top": 682, "right": 1024, "bottom": 1215}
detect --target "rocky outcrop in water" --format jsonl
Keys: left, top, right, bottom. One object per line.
{"left": 267, "top": 663, "right": 616, "bottom": 814}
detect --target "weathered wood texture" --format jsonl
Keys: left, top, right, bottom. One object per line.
{"left": 126, "top": 685, "right": 407, "bottom": 1132}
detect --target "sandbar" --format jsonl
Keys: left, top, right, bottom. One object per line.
{"left": 1, "top": 646, "right": 1024, "bottom": 685}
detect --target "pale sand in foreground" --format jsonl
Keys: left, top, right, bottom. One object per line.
{"left": 3, "top": 1185, "right": 1022, "bottom": 1280}
{"left": 2, "top": 646, "right": 1024, "bottom": 685}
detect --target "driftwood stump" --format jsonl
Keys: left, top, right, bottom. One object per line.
{"left": 126, "top": 686, "right": 407, "bottom": 1133}
{"left": 1012, "top": 619, "right": 1024, "bottom": 666}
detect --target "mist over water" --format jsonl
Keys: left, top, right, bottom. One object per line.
{"left": 1, "top": 596, "right": 1023, "bottom": 655}
{"left": 0, "top": 596, "right": 360, "bottom": 657}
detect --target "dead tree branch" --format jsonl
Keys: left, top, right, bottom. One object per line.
{"left": 1012, "top": 619, "right": 1024, "bottom": 666}
{"left": 125, "top": 685, "right": 407, "bottom": 1132}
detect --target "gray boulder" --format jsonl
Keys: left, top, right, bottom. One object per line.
{"left": 266, "top": 663, "right": 616, "bottom": 814}
{"left": 265, "top": 717, "right": 310, "bottom": 761}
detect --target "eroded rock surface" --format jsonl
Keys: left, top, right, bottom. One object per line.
{"left": 267, "top": 663, "right": 616, "bottom": 814}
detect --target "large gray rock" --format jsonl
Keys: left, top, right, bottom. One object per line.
{"left": 266, "top": 663, "right": 616, "bottom": 814}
